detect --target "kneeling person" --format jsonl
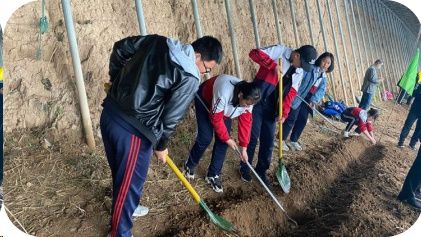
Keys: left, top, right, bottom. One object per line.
{"left": 184, "top": 75, "right": 261, "bottom": 193}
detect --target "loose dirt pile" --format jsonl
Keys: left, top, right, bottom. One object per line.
{"left": 3, "top": 101, "right": 420, "bottom": 237}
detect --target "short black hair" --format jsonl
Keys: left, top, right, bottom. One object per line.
{"left": 191, "top": 36, "right": 223, "bottom": 64}
{"left": 232, "top": 80, "right": 261, "bottom": 107}
{"left": 315, "top": 52, "right": 335, "bottom": 73}
{"left": 368, "top": 108, "right": 379, "bottom": 121}
{"left": 374, "top": 59, "right": 383, "bottom": 65}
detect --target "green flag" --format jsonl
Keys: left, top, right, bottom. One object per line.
{"left": 399, "top": 49, "right": 420, "bottom": 96}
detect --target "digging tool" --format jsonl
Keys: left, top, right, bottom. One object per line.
{"left": 276, "top": 59, "right": 291, "bottom": 194}
{"left": 296, "top": 95, "right": 342, "bottom": 133}
{"left": 234, "top": 148, "right": 297, "bottom": 225}
{"left": 165, "top": 155, "right": 235, "bottom": 232}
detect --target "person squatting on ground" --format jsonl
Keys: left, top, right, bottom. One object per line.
{"left": 398, "top": 83, "right": 421, "bottom": 150}
{"left": 239, "top": 44, "right": 318, "bottom": 185}
{"left": 341, "top": 107, "right": 379, "bottom": 145}
{"left": 285, "top": 52, "right": 334, "bottom": 151}
{"left": 359, "top": 59, "right": 384, "bottom": 109}
{"left": 397, "top": 148, "right": 421, "bottom": 210}
{"left": 184, "top": 75, "right": 261, "bottom": 193}
{"left": 100, "top": 34, "right": 222, "bottom": 237}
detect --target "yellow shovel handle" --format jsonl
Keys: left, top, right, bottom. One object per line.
{"left": 166, "top": 155, "right": 201, "bottom": 204}
{"left": 278, "top": 59, "right": 283, "bottom": 161}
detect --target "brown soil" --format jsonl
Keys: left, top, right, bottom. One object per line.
{"left": 3, "top": 101, "right": 420, "bottom": 236}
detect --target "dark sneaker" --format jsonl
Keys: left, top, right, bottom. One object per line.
{"left": 399, "top": 197, "right": 421, "bottom": 210}
{"left": 397, "top": 143, "right": 405, "bottom": 148}
{"left": 257, "top": 173, "right": 272, "bottom": 190}
{"left": 409, "top": 144, "right": 417, "bottom": 150}
{"left": 183, "top": 163, "right": 195, "bottom": 179}
{"left": 239, "top": 168, "right": 252, "bottom": 182}
{"left": 205, "top": 176, "right": 223, "bottom": 193}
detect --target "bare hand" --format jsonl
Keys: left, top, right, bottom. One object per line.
{"left": 240, "top": 147, "right": 248, "bottom": 162}
{"left": 154, "top": 149, "right": 168, "bottom": 163}
{"left": 226, "top": 139, "right": 238, "bottom": 150}
{"left": 371, "top": 138, "right": 377, "bottom": 145}
{"left": 281, "top": 117, "right": 286, "bottom": 123}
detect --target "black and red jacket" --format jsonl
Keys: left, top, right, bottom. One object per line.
{"left": 344, "top": 107, "right": 374, "bottom": 133}
{"left": 199, "top": 75, "right": 253, "bottom": 147}
{"left": 249, "top": 44, "right": 304, "bottom": 119}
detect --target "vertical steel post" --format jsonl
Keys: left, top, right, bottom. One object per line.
{"left": 135, "top": 0, "right": 147, "bottom": 35}
{"left": 334, "top": 0, "right": 356, "bottom": 104}
{"left": 362, "top": 0, "right": 382, "bottom": 101}
{"left": 384, "top": 5, "right": 405, "bottom": 79}
{"left": 271, "top": 0, "right": 283, "bottom": 44}
{"left": 344, "top": 0, "right": 362, "bottom": 90}
{"left": 373, "top": 0, "right": 394, "bottom": 93}
{"left": 316, "top": 0, "right": 337, "bottom": 100}
{"left": 378, "top": 2, "right": 400, "bottom": 92}
{"left": 327, "top": 0, "right": 349, "bottom": 104}
{"left": 191, "top": 0, "right": 203, "bottom": 38}
{"left": 224, "top": 0, "right": 241, "bottom": 79}
{"left": 304, "top": 0, "right": 314, "bottom": 46}
{"left": 61, "top": 0, "right": 95, "bottom": 149}
{"left": 367, "top": 0, "right": 387, "bottom": 96}
{"left": 288, "top": 0, "right": 300, "bottom": 46}
{"left": 248, "top": 0, "right": 260, "bottom": 48}
{"left": 355, "top": 0, "right": 370, "bottom": 68}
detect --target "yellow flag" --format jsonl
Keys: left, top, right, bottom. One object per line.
{"left": 418, "top": 71, "right": 421, "bottom": 83}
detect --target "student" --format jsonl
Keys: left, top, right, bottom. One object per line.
{"left": 239, "top": 44, "right": 317, "bottom": 184}
{"left": 398, "top": 84, "right": 421, "bottom": 150}
{"left": 287, "top": 52, "right": 334, "bottom": 151}
{"left": 341, "top": 107, "right": 379, "bottom": 145}
{"left": 101, "top": 35, "right": 222, "bottom": 237}
{"left": 359, "top": 59, "right": 384, "bottom": 109}
{"left": 398, "top": 148, "right": 421, "bottom": 210}
{"left": 184, "top": 75, "right": 261, "bottom": 193}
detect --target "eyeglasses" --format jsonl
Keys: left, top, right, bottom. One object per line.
{"left": 202, "top": 61, "right": 211, "bottom": 74}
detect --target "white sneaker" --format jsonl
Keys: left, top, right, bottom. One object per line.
{"left": 132, "top": 204, "right": 149, "bottom": 217}
{"left": 282, "top": 141, "right": 290, "bottom": 151}
{"left": 289, "top": 142, "right": 303, "bottom": 151}
{"left": 349, "top": 131, "right": 360, "bottom": 137}
{"left": 343, "top": 131, "right": 350, "bottom": 138}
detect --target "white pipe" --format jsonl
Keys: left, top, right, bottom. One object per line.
{"left": 135, "top": 0, "right": 147, "bottom": 35}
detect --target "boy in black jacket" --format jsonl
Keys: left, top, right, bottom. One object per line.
{"left": 101, "top": 35, "right": 222, "bottom": 237}
{"left": 398, "top": 83, "right": 421, "bottom": 149}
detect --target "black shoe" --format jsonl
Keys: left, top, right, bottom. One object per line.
{"left": 397, "top": 143, "right": 405, "bottom": 148}
{"left": 183, "top": 163, "right": 195, "bottom": 179}
{"left": 409, "top": 144, "right": 417, "bottom": 150}
{"left": 257, "top": 173, "right": 272, "bottom": 190}
{"left": 239, "top": 168, "right": 252, "bottom": 182}
{"left": 205, "top": 176, "right": 223, "bottom": 193}
{"left": 399, "top": 196, "right": 421, "bottom": 210}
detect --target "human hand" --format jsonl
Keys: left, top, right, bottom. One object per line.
{"left": 240, "top": 147, "right": 248, "bottom": 162}
{"left": 226, "top": 139, "right": 238, "bottom": 150}
{"left": 154, "top": 149, "right": 168, "bottom": 163}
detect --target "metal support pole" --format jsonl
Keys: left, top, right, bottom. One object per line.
{"left": 344, "top": 0, "right": 362, "bottom": 90}
{"left": 61, "top": 0, "right": 95, "bottom": 149}
{"left": 367, "top": 0, "right": 387, "bottom": 97}
{"left": 355, "top": 0, "right": 370, "bottom": 68}
{"left": 362, "top": 0, "right": 382, "bottom": 101}
{"left": 288, "top": 0, "right": 300, "bottom": 46}
{"left": 373, "top": 0, "right": 393, "bottom": 93}
{"left": 349, "top": 0, "right": 366, "bottom": 90}
{"left": 316, "top": 0, "right": 337, "bottom": 100}
{"left": 191, "top": 0, "right": 203, "bottom": 38}
{"left": 304, "top": 0, "right": 314, "bottom": 46}
{"left": 385, "top": 6, "right": 405, "bottom": 80}
{"left": 248, "top": 0, "right": 260, "bottom": 48}
{"left": 135, "top": 0, "right": 147, "bottom": 35}
{"left": 271, "top": 0, "right": 283, "bottom": 44}
{"left": 224, "top": 0, "right": 241, "bottom": 79}
{"left": 334, "top": 0, "right": 356, "bottom": 105}
{"left": 327, "top": 0, "right": 349, "bottom": 104}
{"left": 378, "top": 2, "right": 400, "bottom": 92}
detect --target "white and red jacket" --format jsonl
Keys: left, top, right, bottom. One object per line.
{"left": 200, "top": 75, "right": 253, "bottom": 147}
{"left": 347, "top": 107, "right": 374, "bottom": 133}
{"left": 249, "top": 44, "right": 304, "bottom": 119}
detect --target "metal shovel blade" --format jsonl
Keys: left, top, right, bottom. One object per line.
{"left": 276, "top": 160, "right": 291, "bottom": 194}
{"left": 199, "top": 201, "right": 236, "bottom": 233}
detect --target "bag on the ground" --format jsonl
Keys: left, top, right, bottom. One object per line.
{"left": 321, "top": 100, "right": 346, "bottom": 119}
